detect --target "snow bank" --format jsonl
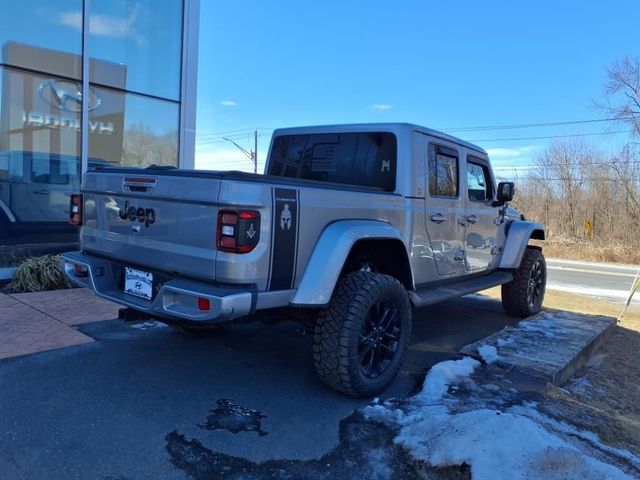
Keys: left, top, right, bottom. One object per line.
{"left": 396, "top": 406, "right": 631, "bottom": 480}
{"left": 367, "top": 357, "right": 637, "bottom": 480}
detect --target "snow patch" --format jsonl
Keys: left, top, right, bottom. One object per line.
{"left": 396, "top": 406, "right": 630, "bottom": 480}
{"left": 413, "top": 357, "right": 480, "bottom": 404}
{"left": 477, "top": 345, "right": 499, "bottom": 364}
{"left": 130, "top": 320, "right": 168, "bottom": 330}
{"left": 364, "top": 356, "right": 639, "bottom": 480}
{"left": 463, "top": 293, "right": 495, "bottom": 302}
{"left": 547, "top": 283, "right": 640, "bottom": 303}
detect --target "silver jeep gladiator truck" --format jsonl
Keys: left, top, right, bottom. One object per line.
{"left": 63, "top": 123, "right": 546, "bottom": 397}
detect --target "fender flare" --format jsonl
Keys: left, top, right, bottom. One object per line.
{"left": 499, "top": 220, "right": 545, "bottom": 269}
{"left": 290, "top": 220, "right": 410, "bottom": 306}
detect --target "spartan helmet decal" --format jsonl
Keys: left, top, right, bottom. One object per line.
{"left": 280, "top": 204, "right": 292, "bottom": 230}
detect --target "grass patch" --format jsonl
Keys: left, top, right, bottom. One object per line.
{"left": 7, "top": 255, "right": 73, "bottom": 293}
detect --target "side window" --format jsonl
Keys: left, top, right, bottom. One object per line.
{"left": 429, "top": 145, "right": 458, "bottom": 197}
{"left": 267, "top": 132, "right": 397, "bottom": 190}
{"left": 467, "top": 159, "right": 492, "bottom": 202}
{"left": 30, "top": 156, "right": 72, "bottom": 185}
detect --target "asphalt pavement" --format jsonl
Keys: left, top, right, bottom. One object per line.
{"left": 546, "top": 258, "right": 640, "bottom": 303}
{"left": 0, "top": 295, "right": 516, "bottom": 480}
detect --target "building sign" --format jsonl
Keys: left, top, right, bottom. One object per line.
{"left": 22, "top": 111, "right": 115, "bottom": 135}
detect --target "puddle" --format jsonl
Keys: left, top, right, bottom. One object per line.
{"left": 199, "top": 399, "right": 267, "bottom": 436}
{"left": 166, "top": 410, "right": 421, "bottom": 479}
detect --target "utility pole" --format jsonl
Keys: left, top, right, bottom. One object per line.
{"left": 254, "top": 129, "right": 258, "bottom": 173}
{"left": 222, "top": 130, "right": 258, "bottom": 174}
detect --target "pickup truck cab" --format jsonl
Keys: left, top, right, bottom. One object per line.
{"left": 63, "top": 123, "right": 546, "bottom": 396}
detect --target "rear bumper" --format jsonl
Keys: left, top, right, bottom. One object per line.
{"left": 61, "top": 251, "right": 253, "bottom": 323}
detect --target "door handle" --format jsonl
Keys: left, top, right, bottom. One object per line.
{"left": 466, "top": 215, "right": 479, "bottom": 225}
{"left": 430, "top": 213, "right": 447, "bottom": 224}
{"left": 33, "top": 189, "right": 50, "bottom": 195}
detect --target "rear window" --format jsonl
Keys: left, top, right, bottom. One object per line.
{"left": 267, "top": 132, "right": 397, "bottom": 191}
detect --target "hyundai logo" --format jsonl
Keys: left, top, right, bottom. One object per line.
{"left": 39, "top": 80, "right": 102, "bottom": 113}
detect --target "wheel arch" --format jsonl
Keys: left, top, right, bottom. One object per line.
{"left": 290, "top": 220, "right": 413, "bottom": 306}
{"left": 339, "top": 238, "right": 413, "bottom": 290}
{"left": 499, "top": 220, "right": 545, "bottom": 269}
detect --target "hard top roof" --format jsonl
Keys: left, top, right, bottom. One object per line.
{"left": 271, "top": 123, "right": 487, "bottom": 155}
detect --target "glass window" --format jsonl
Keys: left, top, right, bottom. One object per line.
{"left": 267, "top": 132, "right": 397, "bottom": 191}
{"left": 88, "top": 0, "right": 183, "bottom": 100}
{"left": 0, "top": 0, "right": 82, "bottom": 79}
{"left": 429, "top": 145, "right": 458, "bottom": 197}
{"left": 467, "top": 161, "right": 492, "bottom": 202}
{"left": 0, "top": 68, "right": 81, "bottom": 157}
{"left": 89, "top": 85, "right": 179, "bottom": 167}
{"left": 31, "top": 155, "right": 77, "bottom": 185}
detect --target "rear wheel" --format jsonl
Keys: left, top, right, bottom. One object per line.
{"left": 313, "top": 271, "right": 412, "bottom": 397}
{"left": 501, "top": 246, "right": 546, "bottom": 317}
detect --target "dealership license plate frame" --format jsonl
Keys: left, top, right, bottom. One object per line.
{"left": 124, "top": 267, "right": 153, "bottom": 300}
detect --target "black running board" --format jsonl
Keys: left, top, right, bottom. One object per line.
{"left": 409, "top": 271, "right": 512, "bottom": 307}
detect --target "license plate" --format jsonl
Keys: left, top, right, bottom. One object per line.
{"left": 124, "top": 267, "right": 153, "bottom": 300}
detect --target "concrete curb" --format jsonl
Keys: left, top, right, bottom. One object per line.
{"left": 460, "top": 310, "right": 617, "bottom": 386}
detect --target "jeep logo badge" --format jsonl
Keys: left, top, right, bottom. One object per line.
{"left": 118, "top": 201, "right": 156, "bottom": 227}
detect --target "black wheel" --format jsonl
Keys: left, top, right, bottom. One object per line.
{"left": 313, "top": 271, "right": 412, "bottom": 397}
{"left": 501, "top": 246, "right": 546, "bottom": 317}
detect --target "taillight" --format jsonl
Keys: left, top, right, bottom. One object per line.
{"left": 198, "top": 297, "right": 211, "bottom": 311}
{"left": 73, "top": 264, "right": 88, "bottom": 278}
{"left": 69, "top": 194, "right": 83, "bottom": 225}
{"left": 217, "top": 210, "right": 260, "bottom": 253}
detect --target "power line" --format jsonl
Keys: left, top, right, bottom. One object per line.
{"left": 196, "top": 127, "right": 256, "bottom": 138}
{"left": 493, "top": 159, "right": 640, "bottom": 169}
{"left": 197, "top": 127, "right": 274, "bottom": 139}
{"left": 469, "top": 130, "right": 634, "bottom": 142}
{"left": 197, "top": 133, "right": 259, "bottom": 146}
{"left": 197, "top": 117, "right": 638, "bottom": 138}
{"left": 440, "top": 116, "right": 637, "bottom": 132}
{"left": 196, "top": 116, "right": 638, "bottom": 140}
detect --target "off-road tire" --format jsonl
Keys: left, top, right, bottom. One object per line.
{"left": 313, "top": 271, "right": 412, "bottom": 397}
{"left": 501, "top": 246, "right": 546, "bottom": 317}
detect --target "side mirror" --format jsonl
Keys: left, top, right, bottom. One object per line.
{"left": 493, "top": 182, "right": 514, "bottom": 207}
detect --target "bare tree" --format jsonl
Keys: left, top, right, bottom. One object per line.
{"left": 602, "top": 55, "right": 640, "bottom": 137}
{"left": 123, "top": 124, "right": 178, "bottom": 167}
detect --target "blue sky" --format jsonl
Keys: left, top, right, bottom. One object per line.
{"left": 195, "top": 1, "right": 639, "bottom": 176}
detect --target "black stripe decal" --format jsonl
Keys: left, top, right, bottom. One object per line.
{"left": 268, "top": 188, "right": 299, "bottom": 291}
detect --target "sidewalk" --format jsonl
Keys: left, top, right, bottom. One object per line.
{"left": 0, "top": 288, "right": 120, "bottom": 360}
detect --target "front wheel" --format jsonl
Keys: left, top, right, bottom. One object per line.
{"left": 313, "top": 271, "right": 412, "bottom": 397}
{"left": 501, "top": 246, "right": 546, "bottom": 317}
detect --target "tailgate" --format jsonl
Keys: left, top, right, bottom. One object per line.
{"left": 81, "top": 169, "right": 221, "bottom": 280}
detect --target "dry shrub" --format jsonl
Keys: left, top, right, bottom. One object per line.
{"left": 533, "top": 237, "right": 640, "bottom": 265}
{"left": 7, "top": 255, "right": 73, "bottom": 293}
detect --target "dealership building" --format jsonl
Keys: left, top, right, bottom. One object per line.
{"left": 0, "top": 0, "right": 199, "bottom": 278}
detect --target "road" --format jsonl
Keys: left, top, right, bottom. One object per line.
{"left": 546, "top": 258, "right": 640, "bottom": 303}
{"left": 0, "top": 296, "right": 518, "bottom": 480}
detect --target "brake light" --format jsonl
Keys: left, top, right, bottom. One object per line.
{"left": 69, "top": 194, "right": 83, "bottom": 225}
{"left": 198, "top": 297, "right": 211, "bottom": 311}
{"left": 73, "top": 264, "right": 88, "bottom": 278}
{"left": 217, "top": 210, "right": 260, "bottom": 253}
